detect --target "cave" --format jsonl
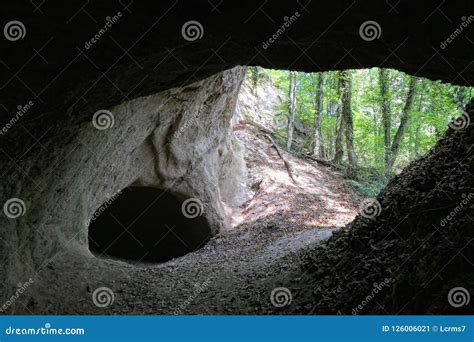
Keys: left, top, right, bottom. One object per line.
{"left": 88, "top": 187, "right": 212, "bottom": 262}
{"left": 0, "top": 1, "right": 472, "bottom": 315}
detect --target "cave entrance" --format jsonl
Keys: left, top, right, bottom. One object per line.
{"left": 88, "top": 187, "right": 212, "bottom": 263}
{"left": 241, "top": 67, "right": 472, "bottom": 190}
{"left": 230, "top": 67, "right": 472, "bottom": 229}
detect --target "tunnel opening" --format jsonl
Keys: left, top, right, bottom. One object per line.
{"left": 88, "top": 187, "right": 212, "bottom": 263}
{"left": 1, "top": 0, "right": 473, "bottom": 316}
{"left": 245, "top": 66, "right": 472, "bottom": 170}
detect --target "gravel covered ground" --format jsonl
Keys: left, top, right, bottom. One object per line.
{"left": 24, "top": 104, "right": 472, "bottom": 315}
{"left": 52, "top": 123, "right": 361, "bottom": 314}
{"left": 90, "top": 123, "right": 359, "bottom": 314}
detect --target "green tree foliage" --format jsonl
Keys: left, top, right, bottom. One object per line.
{"left": 249, "top": 66, "right": 266, "bottom": 94}
{"left": 247, "top": 67, "right": 473, "bottom": 196}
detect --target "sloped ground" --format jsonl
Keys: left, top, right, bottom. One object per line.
{"left": 94, "top": 87, "right": 363, "bottom": 314}
{"left": 108, "top": 103, "right": 472, "bottom": 316}
{"left": 18, "top": 103, "right": 472, "bottom": 316}
{"left": 12, "top": 86, "right": 471, "bottom": 316}
{"left": 277, "top": 101, "right": 474, "bottom": 315}
{"left": 111, "top": 123, "right": 361, "bottom": 314}
{"left": 27, "top": 119, "right": 362, "bottom": 314}
{"left": 231, "top": 122, "right": 361, "bottom": 230}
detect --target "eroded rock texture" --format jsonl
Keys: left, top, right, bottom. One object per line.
{"left": 0, "top": 67, "right": 246, "bottom": 309}
{"left": 0, "top": 0, "right": 472, "bottom": 120}
{"left": 0, "top": 0, "right": 472, "bottom": 314}
{"left": 283, "top": 101, "right": 474, "bottom": 314}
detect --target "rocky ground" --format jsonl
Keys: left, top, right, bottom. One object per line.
{"left": 12, "top": 77, "right": 471, "bottom": 316}
{"left": 31, "top": 118, "right": 362, "bottom": 315}
{"left": 60, "top": 101, "right": 472, "bottom": 316}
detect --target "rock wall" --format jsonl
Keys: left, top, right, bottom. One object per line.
{"left": 0, "top": 0, "right": 472, "bottom": 314}
{"left": 235, "top": 72, "right": 311, "bottom": 138}
{"left": 1, "top": 1, "right": 472, "bottom": 122}
{"left": 234, "top": 73, "right": 285, "bottom": 130}
{"left": 0, "top": 67, "right": 246, "bottom": 308}
{"left": 283, "top": 100, "right": 474, "bottom": 314}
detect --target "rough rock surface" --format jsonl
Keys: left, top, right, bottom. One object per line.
{"left": 2, "top": 106, "right": 362, "bottom": 314}
{"left": 234, "top": 74, "right": 285, "bottom": 130}
{"left": 231, "top": 75, "right": 362, "bottom": 229}
{"left": 276, "top": 101, "right": 474, "bottom": 314}
{"left": 0, "top": 67, "right": 246, "bottom": 309}
{"left": 0, "top": 0, "right": 473, "bottom": 315}
{"left": 1, "top": 1, "right": 472, "bottom": 121}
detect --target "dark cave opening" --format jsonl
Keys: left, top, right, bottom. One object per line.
{"left": 0, "top": 0, "right": 472, "bottom": 317}
{"left": 88, "top": 187, "right": 212, "bottom": 263}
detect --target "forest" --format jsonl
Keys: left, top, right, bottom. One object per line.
{"left": 249, "top": 66, "right": 473, "bottom": 196}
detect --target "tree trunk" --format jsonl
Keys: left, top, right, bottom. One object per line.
{"left": 333, "top": 72, "right": 344, "bottom": 164}
{"left": 340, "top": 70, "right": 357, "bottom": 174}
{"left": 287, "top": 71, "right": 297, "bottom": 151}
{"left": 327, "top": 101, "right": 336, "bottom": 159}
{"left": 389, "top": 76, "right": 419, "bottom": 169}
{"left": 379, "top": 68, "right": 392, "bottom": 176}
{"left": 413, "top": 81, "right": 425, "bottom": 159}
{"left": 312, "top": 73, "right": 324, "bottom": 157}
